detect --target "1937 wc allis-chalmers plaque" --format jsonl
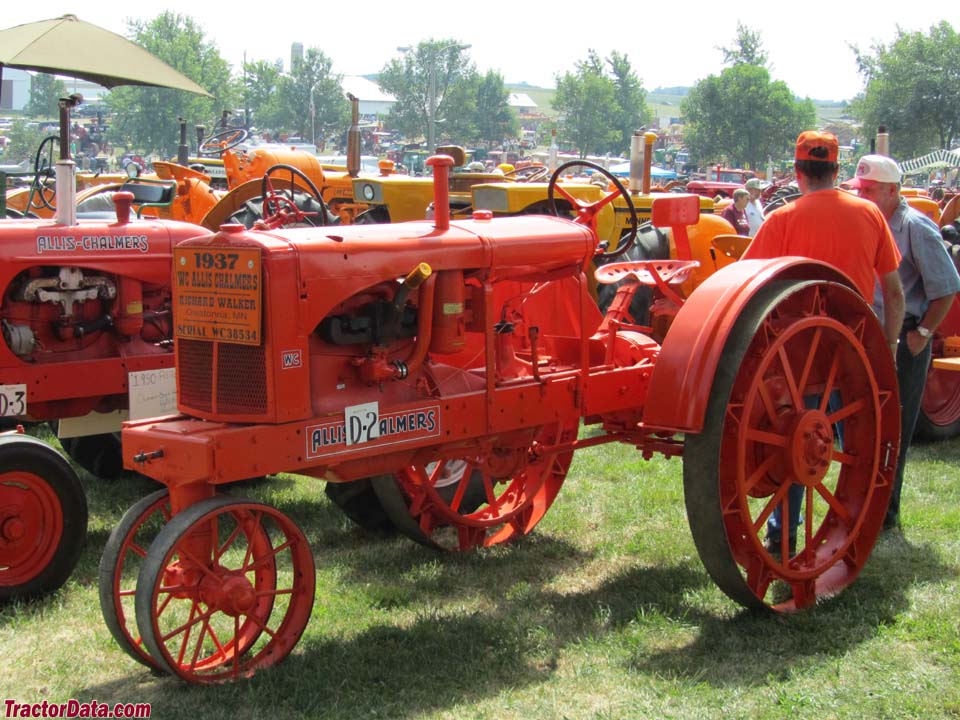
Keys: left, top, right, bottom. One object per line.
{"left": 173, "top": 246, "right": 262, "bottom": 345}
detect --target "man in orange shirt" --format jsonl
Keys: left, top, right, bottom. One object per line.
{"left": 742, "top": 131, "right": 905, "bottom": 553}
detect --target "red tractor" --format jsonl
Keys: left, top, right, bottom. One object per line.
{"left": 0, "top": 97, "right": 210, "bottom": 600}
{"left": 107, "top": 154, "right": 899, "bottom": 683}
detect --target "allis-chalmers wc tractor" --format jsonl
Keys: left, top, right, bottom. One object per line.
{"left": 110, "top": 155, "right": 900, "bottom": 683}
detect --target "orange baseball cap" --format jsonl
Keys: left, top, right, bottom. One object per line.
{"left": 795, "top": 131, "right": 839, "bottom": 162}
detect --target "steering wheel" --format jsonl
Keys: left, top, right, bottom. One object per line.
{"left": 30, "top": 135, "right": 60, "bottom": 211}
{"left": 547, "top": 160, "right": 638, "bottom": 263}
{"left": 197, "top": 127, "right": 249, "bottom": 157}
{"left": 260, "top": 164, "right": 330, "bottom": 227}
{"left": 503, "top": 164, "right": 549, "bottom": 183}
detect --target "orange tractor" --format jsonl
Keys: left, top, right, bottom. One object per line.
{"left": 108, "top": 153, "right": 899, "bottom": 682}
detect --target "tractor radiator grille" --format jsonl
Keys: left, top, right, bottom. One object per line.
{"left": 177, "top": 340, "right": 267, "bottom": 416}
{"left": 178, "top": 339, "right": 213, "bottom": 413}
{"left": 216, "top": 343, "right": 267, "bottom": 414}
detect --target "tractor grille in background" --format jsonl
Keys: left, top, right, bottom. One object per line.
{"left": 177, "top": 339, "right": 268, "bottom": 415}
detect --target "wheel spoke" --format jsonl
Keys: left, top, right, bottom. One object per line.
{"left": 814, "top": 482, "right": 853, "bottom": 526}
{"left": 744, "top": 428, "right": 788, "bottom": 447}
{"left": 777, "top": 346, "right": 804, "bottom": 410}
{"left": 215, "top": 518, "right": 247, "bottom": 564}
{"left": 239, "top": 608, "right": 277, "bottom": 640}
{"left": 752, "top": 480, "right": 794, "bottom": 534}
{"left": 820, "top": 354, "right": 841, "bottom": 411}
{"left": 790, "top": 578, "right": 817, "bottom": 609}
{"left": 482, "top": 471, "right": 496, "bottom": 505}
{"left": 797, "top": 327, "right": 823, "bottom": 393}
{"left": 741, "top": 453, "right": 780, "bottom": 496}
{"left": 831, "top": 450, "right": 862, "bottom": 467}
{"left": 177, "top": 599, "right": 200, "bottom": 666}
{"left": 243, "top": 538, "right": 295, "bottom": 574}
{"left": 757, "top": 381, "right": 782, "bottom": 428}
{"left": 554, "top": 183, "right": 579, "bottom": 207}
{"left": 827, "top": 396, "right": 869, "bottom": 425}
{"left": 457, "top": 525, "right": 487, "bottom": 551}
{"left": 160, "top": 603, "right": 217, "bottom": 644}
{"left": 590, "top": 189, "right": 620, "bottom": 213}
{"left": 744, "top": 557, "right": 775, "bottom": 600}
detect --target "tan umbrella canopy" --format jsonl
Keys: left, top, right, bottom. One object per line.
{"left": 0, "top": 14, "right": 211, "bottom": 95}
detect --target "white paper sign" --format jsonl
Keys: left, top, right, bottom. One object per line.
{"left": 344, "top": 401, "right": 380, "bottom": 446}
{"left": 0, "top": 384, "right": 27, "bottom": 417}
{"left": 128, "top": 368, "right": 177, "bottom": 420}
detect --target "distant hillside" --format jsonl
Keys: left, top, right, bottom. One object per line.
{"left": 508, "top": 84, "right": 851, "bottom": 126}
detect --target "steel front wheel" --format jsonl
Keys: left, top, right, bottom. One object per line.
{"left": 376, "top": 422, "right": 578, "bottom": 551}
{"left": 683, "top": 280, "right": 899, "bottom": 612}
{"left": 135, "top": 497, "right": 315, "bottom": 683}
{"left": 0, "top": 435, "right": 87, "bottom": 601}
{"left": 99, "top": 490, "right": 171, "bottom": 669}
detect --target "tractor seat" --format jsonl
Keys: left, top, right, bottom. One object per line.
{"left": 710, "top": 234, "right": 751, "bottom": 261}
{"left": 595, "top": 260, "right": 700, "bottom": 287}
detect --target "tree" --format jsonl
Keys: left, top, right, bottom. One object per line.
{"left": 607, "top": 51, "right": 653, "bottom": 154}
{"left": 272, "top": 48, "right": 347, "bottom": 145}
{"left": 851, "top": 21, "right": 960, "bottom": 157}
{"left": 717, "top": 22, "right": 769, "bottom": 68}
{"left": 378, "top": 39, "right": 476, "bottom": 147}
{"left": 472, "top": 71, "right": 518, "bottom": 146}
{"left": 682, "top": 28, "right": 813, "bottom": 169}
{"left": 552, "top": 51, "right": 618, "bottom": 157}
{"left": 682, "top": 64, "right": 815, "bottom": 169}
{"left": 24, "top": 73, "right": 68, "bottom": 118}
{"left": 2, "top": 120, "right": 48, "bottom": 166}
{"left": 242, "top": 59, "right": 283, "bottom": 131}
{"left": 106, "top": 12, "right": 236, "bottom": 159}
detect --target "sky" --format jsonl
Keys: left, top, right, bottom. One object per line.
{"left": 1, "top": 3, "right": 952, "bottom": 102}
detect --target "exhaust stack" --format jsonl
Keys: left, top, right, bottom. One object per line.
{"left": 54, "top": 94, "right": 83, "bottom": 227}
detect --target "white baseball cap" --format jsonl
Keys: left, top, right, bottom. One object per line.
{"left": 848, "top": 154, "right": 901, "bottom": 187}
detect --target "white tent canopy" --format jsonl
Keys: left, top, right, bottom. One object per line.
{"left": 899, "top": 149, "right": 960, "bottom": 175}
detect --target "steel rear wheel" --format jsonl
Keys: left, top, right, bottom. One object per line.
{"left": 99, "top": 490, "right": 171, "bottom": 669}
{"left": 0, "top": 435, "right": 87, "bottom": 601}
{"left": 684, "top": 280, "right": 899, "bottom": 612}
{"left": 375, "top": 422, "right": 578, "bottom": 551}
{"left": 135, "top": 497, "right": 315, "bottom": 683}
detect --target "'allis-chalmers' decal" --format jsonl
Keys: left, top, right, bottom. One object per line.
{"left": 36, "top": 234, "right": 150, "bottom": 254}
{"left": 306, "top": 405, "right": 440, "bottom": 458}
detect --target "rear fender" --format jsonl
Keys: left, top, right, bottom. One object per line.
{"left": 642, "top": 257, "right": 855, "bottom": 433}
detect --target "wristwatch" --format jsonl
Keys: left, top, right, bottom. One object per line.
{"left": 917, "top": 325, "right": 932, "bottom": 339}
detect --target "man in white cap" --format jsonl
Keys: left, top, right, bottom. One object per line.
{"left": 851, "top": 154, "right": 960, "bottom": 531}
{"left": 744, "top": 178, "right": 765, "bottom": 236}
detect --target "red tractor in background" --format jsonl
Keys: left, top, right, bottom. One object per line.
{"left": 0, "top": 96, "right": 211, "bottom": 600}
{"left": 108, "top": 153, "right": 899, "bottom": 683}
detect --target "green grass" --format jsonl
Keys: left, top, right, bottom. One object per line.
{"left": 2, "top": 433, "right": 959, "bottom": 719}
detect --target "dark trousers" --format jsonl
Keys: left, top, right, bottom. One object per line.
{"left": 888, "top": 325, "right": 933, "bottom": 523}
